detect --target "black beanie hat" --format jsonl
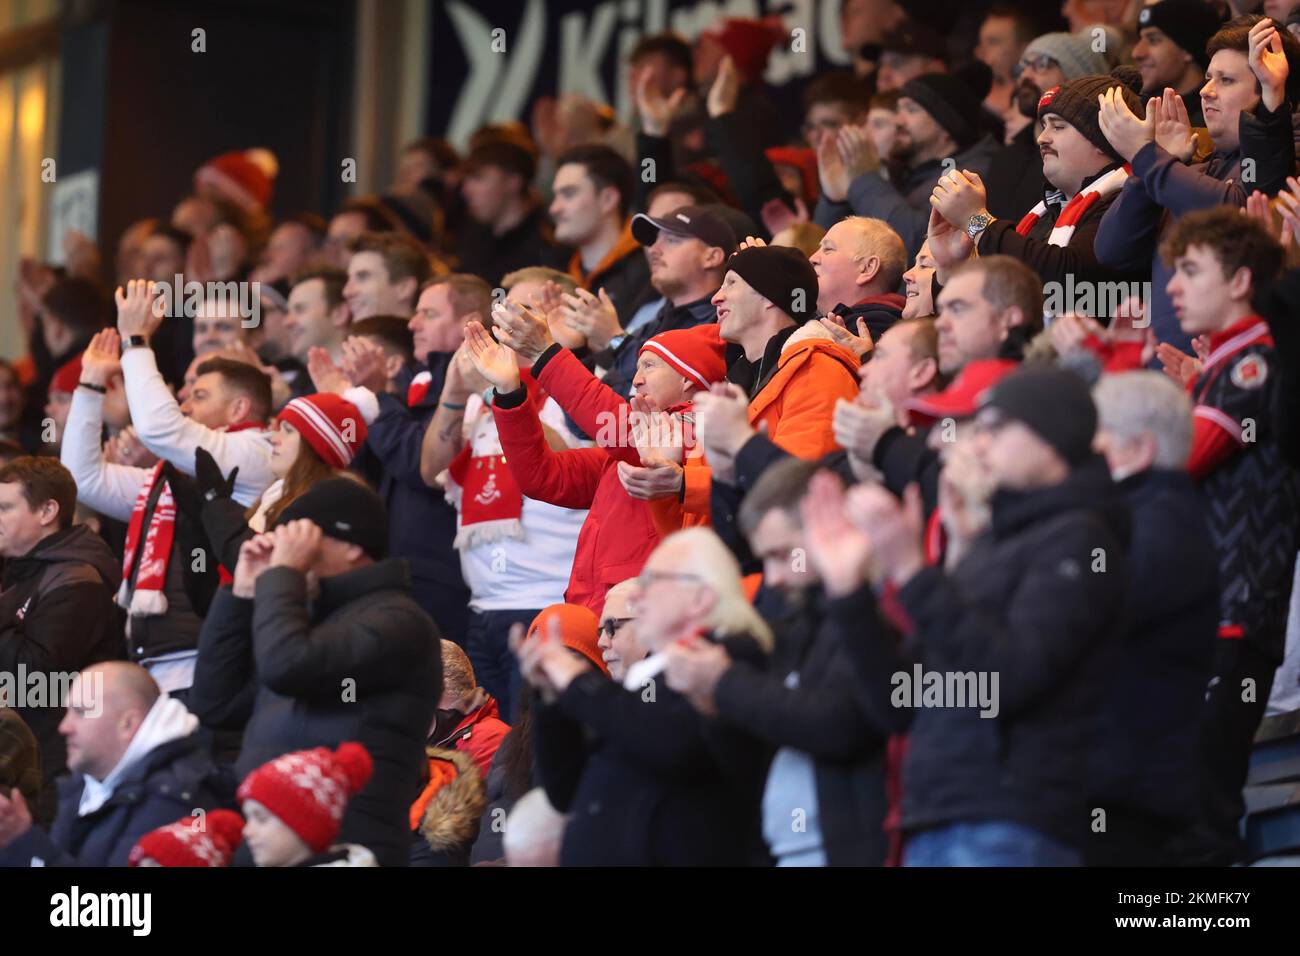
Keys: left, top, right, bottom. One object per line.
{"left": 1037, "top": 66, "right": 1144, "bottom": 163}
{"left": 899, "top": 62, "right": 994, "bottom": 151}
{"left": 275, "top": 476, "right": 389, "bottom": 561}
{"left": 725, "top": 245, "right": 819, "bottom": 322}
{"left": 1138, "top": 0, "right": 1225, "bottom": 70}
{"left": 978, "top": 366, "right": 1098, "bottom": 468}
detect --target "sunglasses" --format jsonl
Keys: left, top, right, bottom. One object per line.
{"left": 599, "top": 616, "right": 634, "bottom": 637}
{"left": 1013, "top": 54, "right": 1059, "bottom": 79}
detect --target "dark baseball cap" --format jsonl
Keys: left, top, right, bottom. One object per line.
{"left": 860, "top": 19, "right": 948, "bottom": 63}
{"left": 631, "top": 204, "right": 737, "bottom": 254}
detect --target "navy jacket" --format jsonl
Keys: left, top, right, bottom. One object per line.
{"left": 534, "top": 637, "right": 769, "bottom": 866}
{"left": 356, "top": 355, "right": 470, "bottom": 642}
{"left": 831, "top": 457, "right": 1130, "bottom": 849}
{"left": 0, "top": 736, "right": 230, "bottom": 867}
{"left": 1090, "top": 468, "right": 1217, "bottom": 823}
{"left": 1095, "top": 101, "right": 1296, "bottom": 352}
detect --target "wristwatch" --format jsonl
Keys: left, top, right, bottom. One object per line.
{"left": 122, "top": 334, "right": 150, "bottom": 350}
{"left": 965, "top": 212, "right": 994, "bottom": 241}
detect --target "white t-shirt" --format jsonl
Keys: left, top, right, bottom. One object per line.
{"left": 447, "top": 392, "right": 588, "bottom": 611}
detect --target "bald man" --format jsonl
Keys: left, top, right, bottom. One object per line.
{"left": 0, "top": 662, "right": 230, "bottom": 867}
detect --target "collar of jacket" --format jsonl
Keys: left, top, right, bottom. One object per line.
{"left": 1117, "top": 466, "right": 1195, "bottom": 499}
{"left": 662, "top": 292, "right": 719, "bottom": 326}
{"left": 745, "top": 324, "right": 799, "bottom": 398}
{"left": 61, "top": 736, "right": 204, "bottom": 810}
{"left": 567, "top": 219, "right": 639, "bottom": 286}
{"left": 2, "top": 525, "right": 84, "bottom": 586}
{"left": 833, "top": 293, "right": 907, "bottom": 316}
{"left": 989, "top": 454, "right": 1121, "bottom": 539}
{"left": 314, "top": 558, "right": 413, "bottom": 617}
{"left": 1041, "top": 161, "right": 1125, "bottom": 212}
{"left": 440, "top": 692, "right": 500, "bottom": 747}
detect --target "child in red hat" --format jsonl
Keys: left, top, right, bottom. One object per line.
{"left": 237, "top": 742, "right": 377, "bottom": 867}
{"left": 128, "top": 809, "right": 245, "bottom": 867}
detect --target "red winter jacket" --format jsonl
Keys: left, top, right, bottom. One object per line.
{"left": 492, "top": 361, "right": 661, "bottom": 614}
{"left": 438, "top": 695, "right": 510, "bottom": 781}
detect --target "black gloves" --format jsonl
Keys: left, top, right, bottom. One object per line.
{"left": 195, "top": 446, "right": 239, "bottom": 503}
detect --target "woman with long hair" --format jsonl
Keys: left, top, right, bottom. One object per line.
{"left": 171, "top": 391, "right": 368, "bottom": 574}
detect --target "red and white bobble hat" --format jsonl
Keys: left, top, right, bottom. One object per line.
{"left": 276, "top": 393, "right": 368, "bottom": 468}
{"left": 236, "top": 743, "right": 374, "bottom": 853}
{"left": 639, "top": 323, "right": 727, "bottom": 391}
{"left": 194, "top": 148, "right": 278, "bottom": 214}
{"left": 127, "top": 809, "right": 245, "bottom": 867}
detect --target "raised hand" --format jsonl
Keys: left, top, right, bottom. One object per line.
{"left": 463, "top": 320, "right": 521, "bottom": 393}
{"left": 1153, "top": 87, "right": 1196, "bottom": 163}
{"left": 1274, "top": 176, "right": 1300, "bottom": 248}
{"left": 81, "top": 328, "right": 123, "bottom": 387}
{"left": 629, "top": 396, "right": 684, "bottom": 465}
{"left": 818, "top": 314, "right": 874, "bottom": 360}
{"left": 615, "top": 459, "right": 684, "bottom": 499}
{"left": 706, "top": 54, "right": 742, "bottom": 118}
{"left": 817, "top": 131, "right": 851, "bottom": 202}
{"left": 837, "top": 123, "right": 880, "bottom": 179}
{"left": 269, "top": 518, "right": 323, "bottom": 571}
{"left": 663, "top": 637, "right": 730, "bottom": 716}
{"left": 558, "top": 287, "right": 621, "bottom": 352}
{"left": 532, "top": 281, "right": 585, "bottom": 350}
{"left": 340, "top": 336, "right": 388, "bottom": 394}
{"left": 1156, "top": 341, "right": 1201, "bottom": 386}
{"left": 692, "top": 382, "right": 754, "bottom": 459}
{"left": 798, "top": 469, "right": 873, "bottom": 598}
{"left": 844, "top": 481, "right": 925, "bottom": 586}
{"left": 491, "top": 298, "right": 554, "bottom": 362}
{"left": 1098, "top": 87, "right": 1156, "bottom": 163}
{"left": 636, "top": 67, "right": 688, "bottom": 137}
{"left": 761, "top": 196, "right": 810, "bottom": 239}
{"left": 930, "top": 168, "right": 990, "bottom": 230}
{"left": 926, "top": 207, "right": 975, "bottom": 281}
{"left": 1249, "top": 17, "right": 1290, "bottom": 113}
{"left": 233, "top": 532, "right": 276, "bottom": 598}
{"left": 832, "top": 394, "right": 897, "bottom": 464}
{"left": 307, "top": 346, "right": 352, "bottom": 395}
{"left": 115, "top": 279, "right": 163, "bottom": 337}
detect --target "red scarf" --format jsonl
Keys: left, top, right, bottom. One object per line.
{"left": 1014, "top": 165, "right": 1129, "bottom": 246}
{"left": 118, "top": 462, "right": 175, "bottom": 617}
{"left": 446, "top": 371, "right": 547, "bottom": 550}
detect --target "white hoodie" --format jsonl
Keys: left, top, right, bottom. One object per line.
{"left": 78, "top": 695, "right": 199, "bottom": 817}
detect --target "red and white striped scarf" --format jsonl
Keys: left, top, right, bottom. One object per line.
{"left": 118, "top": 462, "right": 175, "bottom": 617}
{"left": 1014, "top": 164, "right": 1130, "bottom": 246}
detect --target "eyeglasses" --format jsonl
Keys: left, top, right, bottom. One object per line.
{"left": 636, "top": 569, "right": 703, "bottom": 589}
{"left": 599, "top": 616, "right": 634, "bottom": 637}
{"left": 1013, "top": 54, "right": 1059, "bottom": 79}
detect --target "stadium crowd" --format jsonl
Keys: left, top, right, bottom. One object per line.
{"left": 1, "top": 0, "right": 1299, "bottom": 868}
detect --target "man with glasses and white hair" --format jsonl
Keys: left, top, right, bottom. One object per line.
{"left": 517, "top": 528, "right": 770, "bottom": 866}
{"left": 594, "top": 578, "right": 644, "bottom": 683}
{"left": 1089, "top": 371, "right": 1219, "bottom": 865}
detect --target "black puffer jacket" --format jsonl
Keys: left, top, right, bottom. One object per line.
{"left": 0, "top": 525, "right": 123, "bottom": 822}
{"left": 1090, "top": 468, "right": 1217, "bottom": 823}
{"left": 830, "top": 456, "right": 1130, "bottom": 849}
{"left": 192, "top": 560, "right": 441, "bottom": 867}
{"left": 534, "top": 633, "right": 769, "bottom": 866}
{"left": 713, "top": 587, "right": 889, "bottom": 866}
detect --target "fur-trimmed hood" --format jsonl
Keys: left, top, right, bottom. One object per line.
{"left": 415, "top": 746, "right": 488, "bottom": 853}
